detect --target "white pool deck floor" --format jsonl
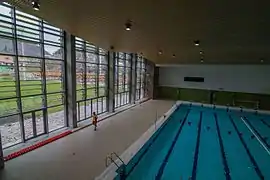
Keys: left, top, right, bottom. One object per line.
{"left": 0, "top": 100, "right": 175, "bottom": 180}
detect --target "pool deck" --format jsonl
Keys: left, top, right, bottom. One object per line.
{"left": 0, "top": 100, "right": 175, "bottom": 180}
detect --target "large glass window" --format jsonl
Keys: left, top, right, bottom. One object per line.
{"left": 0, "top": 3, "right": 66, "bottom": 148}
{"left": 136, "top": 56, "right": 146, "bottom": 100}
{"left": 75, "top": 37, "right": 107, "bottom": 122}
{"left": 114, "top": 52, "right": 131, "bottom": 108}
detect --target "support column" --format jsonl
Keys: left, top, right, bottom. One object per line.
{"left": 107, "top": 51, "right": 115, "bottom": 112}
{"left": 153, "top": 65, "right": 159, "bottom": 99}
{"left": 65, "top": 32, "right": 77, "bottom": 128}
{"left": 145, "top": 60, "right": 155, "bottom": 99}
{"left": 0, "top": 131, "right": 4, "bottom": 169}
{"left": 130, "top": 53, "right": 137, "bottom": 104}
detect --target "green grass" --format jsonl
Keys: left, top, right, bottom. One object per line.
{"left": 0, "top": 78, "right": 105, "bottom": 118}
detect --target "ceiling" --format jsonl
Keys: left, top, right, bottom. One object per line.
{"left": 9, "top": 0, "right": 270, "bottom": 64}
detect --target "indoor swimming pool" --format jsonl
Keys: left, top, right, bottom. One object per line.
{"left": 115, "top": 103, "right": 270, "bottom": 180}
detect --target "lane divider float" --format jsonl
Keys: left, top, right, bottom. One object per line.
{"left": 4, "top": 130, "right": 72, "bottom": 161}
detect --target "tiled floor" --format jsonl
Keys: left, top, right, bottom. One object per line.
{"left": 0, "top": 100, "right": 174, "bottom": 180}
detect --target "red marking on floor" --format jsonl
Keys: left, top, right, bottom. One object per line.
{"left": 4, "top": 130, "right": 72, "bottom": 161}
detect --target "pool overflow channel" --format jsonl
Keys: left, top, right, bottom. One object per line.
{"left": 112, "top": 103, "right": 269, "bottom": 180}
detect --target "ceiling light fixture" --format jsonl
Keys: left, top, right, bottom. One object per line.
{"left": 200, "top": 50, "right": 203, "bottom": 54}
{"left": 260, "top": 58, "right": 264, "bottom": 63}
{"left": 32, "top": 1, "right": 40, "bottom": 11}
{"left": 194, "top": 40, "right": 200, "bottom": 46}
{"left": 172, "top": 54, "right": 176, "bottom": 58}
{"left": 125, "top": 20, "right": 132, "bottom": 31}
{"left": 158, "top": 50, "right": 163, "bottom": 55}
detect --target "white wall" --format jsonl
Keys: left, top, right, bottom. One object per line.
{"left": 158, "top": 65, "right": 270, "bottom": 94}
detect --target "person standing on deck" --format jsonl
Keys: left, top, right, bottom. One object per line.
{"left": 92, "top": 112, "right": 98, "bottom": 131}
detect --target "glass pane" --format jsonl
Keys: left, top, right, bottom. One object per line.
{"left": 46, "top": 80, "right": 63, "bottom": 93}
{"left": 86, "top": 43, "right": 96, "bottom": 52}
{"left": 45, "top": 59, "right": 63, "bottom": 82}
{"left": 48, "top": 105, "right": 65, "bottom": 132}
{"left": 47, "top": 93, "right": 63, "bottom": 106}
{"left": 118, "top": 52, "right": 125, "bottom": 59}
{"left": 87, "top": 88, "right": 96, "bottom": 98}
{"left": 44, "top": 45, "right": 63, "bottom": 59}
{"left": 23, "top": 111, "right": 34, "bottom": 139}
{"left": 34, "top": 109, "right": 44, "bottom": 135}
{"left": 86, "top": 64, "right": 97, "bottom": 86}
{"left": 86, "top": 52, "right": 97, "bottom": 63}
{"left": 99, "top": 65, "right": 107, "bottom": 86}
{"left": 76, "top": 51, "right": 84, "bottom": 62}
{"left": 0, "top": 98, "right": 18, "bottom": 117}
{"left": 0, "top": 114, "right": 22, "bottom": 148}
{"left": 0, "top": 4, "right": 13, "bottom": 19}
{"left": 99, "top": 87, "right": 105, "bottom": 96}
{"left": 76, "top": 89, "right": 85, "bottom": 101}
{"left": 21, "top": 94, "right": 43, "bottom": 112}
{"left": 18, "top": 57, "right": 42, "bottom": 82}
{"left": 0, "top": 21, "right": 14, "bottom": 36}
{"left": 43, "top": 23, "right": 61, "bottom": 33}
{"left": 0, "top": 37, "right": 14, "bottom": 54}
{"left": 17, "top": 40, "right": 41, "bottom": 57}
{"left": 99, "top": 55, "right": 107, "bottom": 64}
{"left": 16, "top": 27, "right": 40, "bottom": 42}
{"left": 44, "top": 33, "right": 62, "bottom": 45}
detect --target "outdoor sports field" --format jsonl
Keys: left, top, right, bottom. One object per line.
{"left": 0, "top": 79, "right": 98, "bottom": 119}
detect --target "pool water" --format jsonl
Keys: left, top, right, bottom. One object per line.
{"left": 115, "top": 103, "right": 270, "bottom": 180}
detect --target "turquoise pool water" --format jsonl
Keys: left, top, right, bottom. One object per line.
{"left": 115, "top": 103, "right": 270, "bottom": 180}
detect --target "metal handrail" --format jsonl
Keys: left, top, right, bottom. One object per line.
{"left": 105, "top": 152, "right": 125, "bottom": 168}
{"left": 111, "top": 152, "right": 125, "bottom": 165}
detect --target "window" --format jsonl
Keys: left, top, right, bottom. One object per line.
{"left": 0, "top": 3, "right": 66, "bottom": 148}
{"left": 75, "top": 37, "right": 108, "bottom": 122}
{"left": 114, "top": 52, "right": 131, "bottom": 108}
{"left": 136, "top": 56, "right": 146, "bottom": 100}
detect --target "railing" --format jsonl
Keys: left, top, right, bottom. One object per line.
{"left": 105, "top": 152, "right": 126, "bottom": 180}
{"left": 76, "top": 96, "right": 107, "bottom": 122}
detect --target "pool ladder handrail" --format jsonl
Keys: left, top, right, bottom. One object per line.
{"left": 106, "top": 152, "right": 126, "bottom": 179}
{"left": 105, "top": 152, "right": 125, "bottom": 168}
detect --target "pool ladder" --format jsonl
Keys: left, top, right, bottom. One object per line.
{"left": 105, "top": 152, "right": 126, "bottom": 179}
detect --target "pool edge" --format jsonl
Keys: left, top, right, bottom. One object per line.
{"left": 95, "top": 102, "right": 179, "bottom": 180}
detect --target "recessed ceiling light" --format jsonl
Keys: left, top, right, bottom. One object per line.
{"left": 200, "top": 51, "right": 203, "bottom": 54}
{"left": 200, "top": 60, "right": 204, "bottom": 63}
{"left": 172, "top": 54, "right": 176, "bottom": 58}
{"left": 125, "top": 20, "right": 132, "bottom": 31}
{"left": 158, "top": 50, "right": 163, "bottom": 55}
{"left": 32, "top": 1, "right": 40, "bottom": 11}
{"left": 194, "top": 40, "right": 200, "bottom": 46}
{"left": 260, "top": 59, "right": 264, "bottom": 63}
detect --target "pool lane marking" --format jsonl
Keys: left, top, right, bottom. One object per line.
{"left": 240, "top": 117, "right": 270, "bottom": 156}
{"left": 191, "top": 111, "right": 203, "bottom": 180}
{"left": 126, "top": 105, "right": 184, "bottom": 177}
{"left": 260, "top": 119, "right": 270, "bottom": 129}
{"left": 155, "top": 109, "right": 190, "bottom": 180}
{"left": 243, "top": 116, "right": 270, "bottom": 150}
{"left": 229, "top": 115, "right": 264, "bottom": 179}
{"left": 214, "top": 113, "right": 231, "bottom": 180}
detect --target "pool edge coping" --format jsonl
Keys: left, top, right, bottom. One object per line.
{"left": 95, "top": 101, "right": 179, "bottom": 180}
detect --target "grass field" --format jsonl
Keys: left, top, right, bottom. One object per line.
{"left": 0, "top": 78, "right": 105, "bottom": 119}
